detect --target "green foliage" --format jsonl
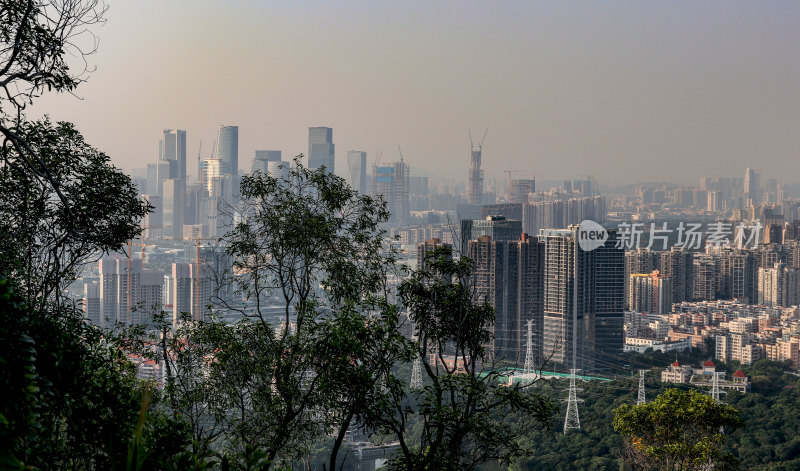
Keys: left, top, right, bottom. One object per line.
{"left": 0, "top": 118, "right": 149, "bottom": 307}
{"left": 0, "top": 0, "right": 105, "bottom": 119}
{"left": 125, "top": 160, "right": 410, "bottom": 470}
{"left": 0, "top": 277, "right": 192, "bottom": 470}
{"left": 613, "top": 388, "right": 744, "bottom": 470}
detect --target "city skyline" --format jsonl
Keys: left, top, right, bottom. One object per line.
{"left": 30, "top": 1, "right": 800, "bottom": 186}
{"left": 6, "top": 2, "right": 800, "bottom": 468}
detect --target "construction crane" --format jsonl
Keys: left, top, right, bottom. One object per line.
{"left": 504, "top": 169, "right": 521, "bottom": 198}
{"left": 196, "top": 139, "right": 202, "bottom": 184}
{"left": 469, "top": 128, "right": 488, "bottom": 152}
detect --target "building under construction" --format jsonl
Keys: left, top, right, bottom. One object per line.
{"left": 468, "top": 130, "right": 486, "bottom": 206}
{"left": 372, "top": 157, "right": 409, "bottom": 225}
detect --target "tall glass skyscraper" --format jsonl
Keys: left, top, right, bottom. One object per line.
{"left": 346, "top": 150, "right": 367, "bottom": 193}
{"left": 217, "top": 125, "right": 239, "bottom": 180}
{"left": 161, "top": 129, "right": 186, "bottom": 182}
{"left": 308, "top": 127, "right": 334, "bottom": 173}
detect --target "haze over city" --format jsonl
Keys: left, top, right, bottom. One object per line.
{"left": 8, "top": 1, "right": 800, "bottom": 469}
{"left": 34, "top": 0, "right": 800, "bottom": 186}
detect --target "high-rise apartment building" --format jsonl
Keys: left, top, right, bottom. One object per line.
{"left": 521, "top": 196, "right": 606, "bottom": 237}
{"left": 716, "top": 249, "right": 759, "bottom": 303}
{"left": 628, "top": 271, "right": 673, "bottom": 315}
{"left": 467, "top": 234, "right": 544, "bottom": 364}
{"left": 169, "top": 262, "right": 194, "bottom": 328}
{"left": 83, "top": 280, "right": 101, "bottom": 328}
{"left": 416, "top": 238, "right": 448, "bottom": 271}
{"left": 657, "top": 248, "right": 694, "bottom": 303}
{"left": 692, "top": 254, "right": 718, "bottom": 301}
{"left": 308, "top": 127, "right": 334, "bottom": 173}
{"left": 141, "top": 194, "right": 162, "bottom": 240}
{"left": 509, "top": 179, "right": 536, "bottom": 204}
{"left": 138, "top": 269, "right": 164, "bottom": 325}
{"left": 625, "top": 250, "right": 658, "bottom": 310}
{"left": 347, "top": 150, "right": 367, "bottom": 194}
{"left": 99, "top": 256, "right": 142, "bottom": 326}
{"left": 758, "top": 263, "right": 800, "bottom": 307}
{"left": 197, "top": 245, "right": 235, "bottom": 306}
{"left": 539, "top": 226, "right": 624, "bottom": 372}
{"left": 460, "top": 216, "right": 522, "bottom": 255}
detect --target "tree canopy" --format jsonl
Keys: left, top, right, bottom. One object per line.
{"left": 614, "top": 388, "right": 744, "bottom": 471}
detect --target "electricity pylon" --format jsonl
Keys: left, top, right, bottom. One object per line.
{"left": 710, "top": 371, "right": 726, "bottom": 402}
{"left": 410, "top": 320, "right": 423, "bottom": 390}
{"left": 524, "top": 319, "right": 535, "bottom": 374}
{"left": 563, "top": 369, "right": 583, "bottom": 433}
{"left": 637, "top": 370, "right": 646, "bottom": 405}
{"left": 410, "top": 356, "right": 423, "bottom": 389}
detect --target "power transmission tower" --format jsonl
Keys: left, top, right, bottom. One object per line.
{"left": 710, "top": 371, "right": 726, "bottom": 402}
{"left": 410, "top": 356, "right": 423, "bottom": 389}
{"left": 710, "top": 371, "right": 728, "bottom": 433}
{"left": 410, "top": 319, "right": 423, "bottom": 389}
{"left": 524, "top": 319, "right": 535, "bottom": 374}
{"left": 563, "top": 369, "right": 583, "bottom": 433}
{"left": 637, "top": 370, "right": 646, "bottom": 405}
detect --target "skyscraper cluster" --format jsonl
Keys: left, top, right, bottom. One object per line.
{"left": 420, "top": 218, "right": 626, "bottom": 372}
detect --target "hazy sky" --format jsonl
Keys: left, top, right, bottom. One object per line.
{"left": 34, "top": 1, "right": 800, "bottom": 186}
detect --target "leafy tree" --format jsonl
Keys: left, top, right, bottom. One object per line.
{"left": 1, "top": 0, "right": 108, "bottom": 238}
{"left": 139, "top": 159, "right": 409, "bottom": 469}
{"left": 613, "top": 388, "right": 744, "bottom": 470}
{"left": 380, "top": 246, "right": 557, "bottom": 471}
{"left": 0, "top": 276, "right": 193, "bottom": 470}
{"left": 0, "top": 118, "right": 149, "bottom": 309}
{"left": 0, "top": 4, "right": 183, "bottom": 469}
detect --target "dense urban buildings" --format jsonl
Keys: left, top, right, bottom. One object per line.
{"left": 113, "top": 125, "right": 800, "bottom": 383}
